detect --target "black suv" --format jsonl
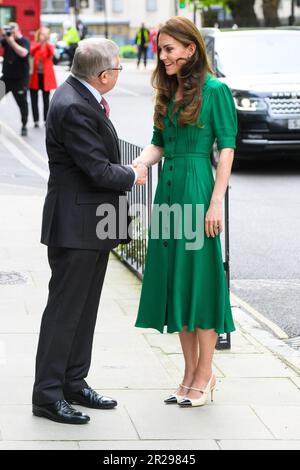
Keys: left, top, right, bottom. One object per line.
{"left": 201, "top": 28, "right": 300, "bottom": 166}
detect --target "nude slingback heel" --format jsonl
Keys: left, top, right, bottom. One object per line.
{"left": 164, "top": 384, "right": 191, "bottom": 404}
{"left": 179, "top": 374, "right": 216, "bottom": 407}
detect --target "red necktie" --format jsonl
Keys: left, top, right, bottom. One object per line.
{"left": 100, "top": 96, "right": 110, "bottom": 118}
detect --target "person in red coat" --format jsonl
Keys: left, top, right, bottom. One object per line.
{"left": 29, "top": 27, "right": 57, "bottom": 127}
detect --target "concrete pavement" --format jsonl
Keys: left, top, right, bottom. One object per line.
{"left": 0, "top": 127, "right": 300, "bottom": 451}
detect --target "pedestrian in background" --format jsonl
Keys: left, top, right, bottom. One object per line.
{"left": 63, "top": 21, "right": 80, "bottom": 69}
{"left": 135, "top": 22, "right": 149, "bottom": 69}
{"left": 76, "top": 19, "right": 88, "bottom": 40}
{"left": 29, "top": 27, "right": 57, "bottom": 127}
{"left": 149, "top": 28, "right": 158, "bottom": 59}
{"left": 0, "top": 22, "right": 30, "bottom": 136}
{"left": 134, "top": 17, "right": 237, "bottom": 408}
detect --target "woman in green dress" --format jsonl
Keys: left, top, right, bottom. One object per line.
{"left": 133, "top": 17, "right": 237, "bottom": 407}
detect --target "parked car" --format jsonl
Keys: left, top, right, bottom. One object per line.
{"left": 201, "top": 28, "right": 300, "bottom": 167}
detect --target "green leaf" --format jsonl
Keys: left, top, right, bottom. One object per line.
{"left": 185, "top": 0, "right": 230, "bottom": 9}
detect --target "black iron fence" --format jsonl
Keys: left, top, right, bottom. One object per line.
{"left": 113, "top": 140, "right": 155, "bottom": 278}
{"left": 114, "top": 139, "right": 231, "bottom": 349}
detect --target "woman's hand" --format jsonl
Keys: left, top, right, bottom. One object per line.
{"left": 205, "top": 200, "right": 223, "bottom": 238}
{"left": 132, "top": 155, "right": 150, "bottom": 169}
{"left": 132, "top": 144, "right": 163, "bottom": 169}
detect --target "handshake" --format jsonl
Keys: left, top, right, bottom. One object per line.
{"left": 131, "top": 157, "right": 149, "bottom": 186}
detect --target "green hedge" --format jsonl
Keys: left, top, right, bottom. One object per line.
{"left": 120, "top": 45, "right": 138, "bottom": 58}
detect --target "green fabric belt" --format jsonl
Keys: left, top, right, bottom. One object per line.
{"left": 164, "top": 152, "right": 210, "bottom": 160}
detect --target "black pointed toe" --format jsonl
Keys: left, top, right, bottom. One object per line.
{"left": 164, "top": 394, "right": 178, "bottom": 404}
{"left": 65, "top": 387, "right": 117, "bottom": 409}
{"left": 32, "top": 400, "right": 90, "bottom": 424}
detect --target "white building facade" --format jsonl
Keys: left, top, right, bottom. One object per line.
{"left": 41, "top": 0, "right": 193, "bottom": 44}
{"left": 41, "top": 0, "right": 300, "bottom": 44}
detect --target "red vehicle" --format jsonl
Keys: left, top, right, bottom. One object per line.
{"left": 0, "top": 0, "right": 40, "bottom": 41}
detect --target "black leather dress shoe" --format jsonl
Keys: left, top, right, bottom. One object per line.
{"left": 65, "top": 387, "right": 117, "bottom": 409}
{"left": 32, "top": 400, "right": 90, "bottom": 424}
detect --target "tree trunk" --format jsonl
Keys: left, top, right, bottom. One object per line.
{"left": 227, "top": 0, "right": 259, "bottom": 27}
{"left": 262, "top": 0, "right": 280, "bottom": 26}
{"left": 202, "top": 8, "right": 219, "bottom": 27}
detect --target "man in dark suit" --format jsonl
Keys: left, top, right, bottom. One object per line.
{"left": 32, "top": 38, "right": 148, "bottom": 424}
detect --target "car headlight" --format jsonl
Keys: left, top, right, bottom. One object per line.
{"left": 234, "top": 96, "right": 267, "bottom": 112}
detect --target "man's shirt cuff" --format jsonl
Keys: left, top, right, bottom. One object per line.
{"left": 127, "top": 165, "right": 138, "bottom": 184}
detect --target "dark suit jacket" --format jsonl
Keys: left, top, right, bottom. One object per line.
{"left": 41, "top": 75, "right": 135, "bottom": 250}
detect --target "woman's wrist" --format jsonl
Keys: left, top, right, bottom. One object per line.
{"left": 138, "top": 156, "right": 151, "bottom": 168}
{"left": 210, "top": 197, "right": 223, "bottom": 205}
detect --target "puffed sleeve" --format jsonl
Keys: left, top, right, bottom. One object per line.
{"left": 211, "top": 83, "right": 237, "bottom": 150}
{"left": 151, "top": 125, "right": 164, "bottom": 147}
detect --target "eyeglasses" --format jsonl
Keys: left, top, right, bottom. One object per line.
{"left": 98, "top": 65, "right": 123, "bottom": 77}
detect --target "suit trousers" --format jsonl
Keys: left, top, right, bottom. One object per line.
{"left": 32, "top": 246, "right": 110, "bottom": 405}
{"left": 137, "top": 45, "right": 148, "bottom": 67}
{"left": 3, "top": 78, "right": 28, "bottom": 127}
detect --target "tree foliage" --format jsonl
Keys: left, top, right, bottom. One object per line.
{"left": 183, "top": 0, "right": 281, "bottom": 27}
{"left": 186, "top": 0, "right": 229, "bottom": 8}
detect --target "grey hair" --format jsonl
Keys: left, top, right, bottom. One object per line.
{"left": 71, "top": 38, "right": 119, "bottom": 80}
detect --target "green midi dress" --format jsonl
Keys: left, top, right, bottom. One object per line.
{"left": 135, "top": 73, "right": 238, "bottom": 334}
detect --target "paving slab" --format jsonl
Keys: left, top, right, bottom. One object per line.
{"left": 213, "top": 353, "right": 297, "bottom": 378}
{"left": 0, "top": 377, "right": 35, "bottom": 405}
{"left": 111, "top": 390, "right": 273, "bottom": 440}
{"left": 0, "top": 334, "right": 37, "bottom": 378}
{"left": 251, "top": 405, "right": 300, "bottom": 439}
{"left": 0, "top": 441, "right": 80, "bottom": 450}
{"left": 78, "top": 440, "right": 219, "bottom": 450}
{"left": 219, "top": 440, "right": 300, "bottom": 450}
{"left": 290, "top": 377, "right": 300, "bottom": 389}
{"left": 0, "top": 405, "right": 138, "bottom": 441}
{"left": 210, "top": 377, "right": 300, "bottom": 405}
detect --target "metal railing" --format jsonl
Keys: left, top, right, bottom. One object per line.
{"left": 216, "top": 187, "right": 231, "bottom": 350}
{"left": 114, "top": 139, "right": 231, "bottom": 349}
{"left": 113, "top": 140, "right": 154, "bottom": 279}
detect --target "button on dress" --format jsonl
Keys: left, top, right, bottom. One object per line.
{"left": 135, "top": 73, "right": 238, "bottom": 334}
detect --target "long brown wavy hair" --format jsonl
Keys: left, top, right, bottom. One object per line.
{"left": 152, "top": 17, "right": 214, "bottom": 129}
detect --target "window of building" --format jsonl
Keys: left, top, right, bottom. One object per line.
{"left": 146, "top": 0, "right": 157, "bottom": 12}
{"left": 0, "top": 5, "right": 16, "bottom": 24}
{"left": 94, "top": 0, "right": 105, "bottom": 12}
{"left": 112, "top": 0, "right": 123, "bottom": 13}
{"left": 42, "top": 0, "right": 66, "bottom": 13}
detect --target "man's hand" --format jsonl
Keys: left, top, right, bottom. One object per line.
{"left": 132, "top": 156, "right": 143, "bottom": 168}
{"left": 5, "top": 34, "right": 14, "bottom": 45}
{"left": 135, "top": 162, "right": 148, "bottom": 186}
{"left": 5, "top": 34, "right": 28, "bottom": 58}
